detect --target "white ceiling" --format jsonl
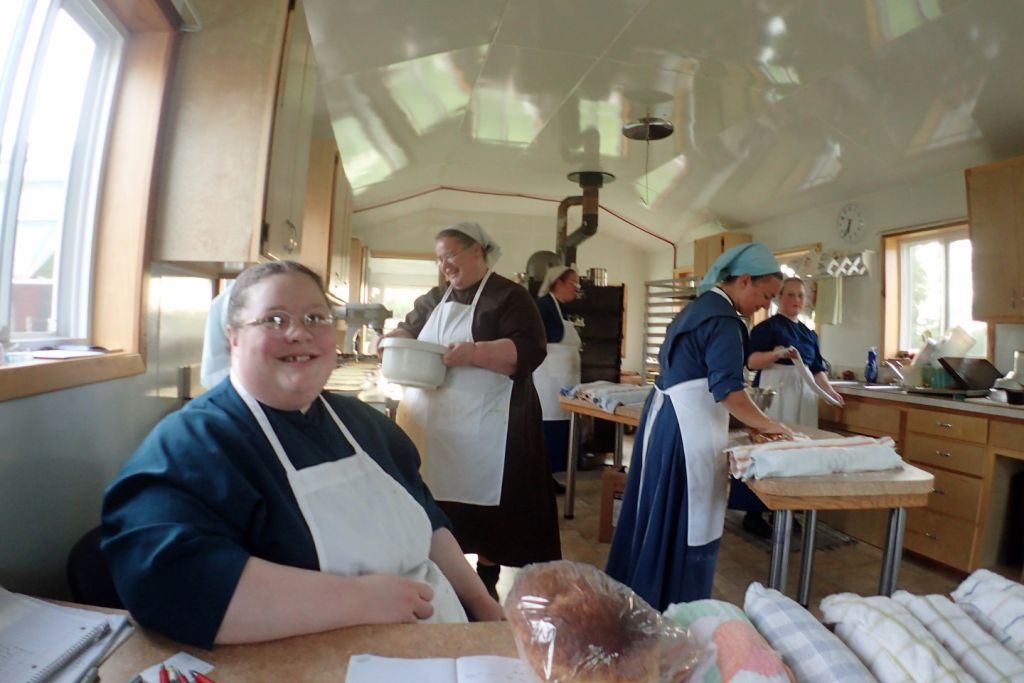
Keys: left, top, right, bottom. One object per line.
{"left": 304, "top": 0, "right": 1024, "bottom": 251}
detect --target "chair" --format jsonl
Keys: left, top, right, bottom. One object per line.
{"left": 66, "top": 526, "right": 123, "bottom": 608}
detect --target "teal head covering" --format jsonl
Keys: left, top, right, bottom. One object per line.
{"left": 697, "top": 242, "right": 780, "bottom": 295}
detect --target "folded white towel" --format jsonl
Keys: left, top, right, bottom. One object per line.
{"left": 727, "top": 435, "right": 903, "bottom": 480}
{"left": 566, "top": 381, "right": 652, "bottom": 413}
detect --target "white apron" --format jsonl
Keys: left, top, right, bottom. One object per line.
{"left": 231, "top": 375, "right": 467, "bottom": 623}
{"left": 759, "top": 364, "right": 818, "bottom": 427}
{"left": 638, "top": 378, "right": 731, "bottom": 546}
{"left": 396, "top": 271, "right": 513, "bottom": 506}
{"left": 532, "top": 294, "right": 582, "bottom": 421}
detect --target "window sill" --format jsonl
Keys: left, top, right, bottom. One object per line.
{"left": 0, "top": 352, "right": 145, "bottom": 402}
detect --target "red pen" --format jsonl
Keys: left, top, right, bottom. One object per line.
{"left": 158, "top": 664, "right": 170, "bottom": 683}
{"left": 169, "top": 665, "right": 188, "bottom": 683}
{"left": 190, "top": 671, "right": 218, "bottom": 683}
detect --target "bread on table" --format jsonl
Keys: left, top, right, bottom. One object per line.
{"left": 505, "top": 560, "right": 702, "bottom": 683}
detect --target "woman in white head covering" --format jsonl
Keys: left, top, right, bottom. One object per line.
{"left": 532, "top": 265, "right": 581, "bottom": 488}
{"left": 380, "top": 222, "right": 561, "bottom": 599}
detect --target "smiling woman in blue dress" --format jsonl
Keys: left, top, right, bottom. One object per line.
{"left": 606, "top": 243, "right": 793, "bottom": 611}
{"left": 102, "top": 261, "right": 502, "bottom": 649}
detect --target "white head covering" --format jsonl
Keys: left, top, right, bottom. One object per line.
{"left": 437, "top": 221, "right": 502, "bottom": 267}
{"left": 538, "top": 265, "right": 573, "bottom": 297}
{"left": 200, "top": 281, "right": 234, "bottom": 388}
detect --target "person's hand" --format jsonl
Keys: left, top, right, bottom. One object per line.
{"left": 773, "top": 345, "right": 798, "bottom": 361}
{"left": 443, "top": 341, "right": 475, "bottom": 367}
{"left": 376, "top": 328, "right": 412, "bottom": 356}
{"left": 463, "top": 593, "right": 505, "bottom": 622}
{"left": 827, "top": 389, "right": 845, "bottom": 406}
{"left": 350, "top": 575, "right": 435, "bottom": 623}
{"left": 759, "top": 420, "right": 794, "bottom": 439}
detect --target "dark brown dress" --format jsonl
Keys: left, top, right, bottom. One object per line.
{"left": 398, "top": 272, "right": 562, "bottom": 566}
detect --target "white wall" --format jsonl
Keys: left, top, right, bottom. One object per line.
{"left": 355, "top": 208, "right": 658, "bottom": 373}
{"left": 0, "top": 268, "right": 211, "bottom": 598}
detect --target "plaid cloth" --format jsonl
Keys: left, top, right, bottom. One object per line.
{"left": 951, "top": 569, "right": 1024, "bottom": 659}
{"left": 744, "top": 582, "right": 875, "bottom": 682}
{"left": 893, "top": 591, "right": 1024, "bottom": 683}
{"left": 820, "top": 593, "right": 973, "bottom": 682}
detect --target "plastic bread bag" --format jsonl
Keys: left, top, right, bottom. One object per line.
{"left": 504, "top": 560, "right": 707, "bottom": 683}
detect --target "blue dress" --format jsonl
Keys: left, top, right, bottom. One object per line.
{"left": 750, "top": 314, "right": 826, "bottom": 385}
{"left": 606, "top": 290, "right": 749, "bottom": 610}
{"left": 101, "top": 380, "right": 448, "bottom": 648}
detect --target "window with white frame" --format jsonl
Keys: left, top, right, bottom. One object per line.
{"left": 896, "top": 226, "right": 987, "bottom": 357}
{"left": 0, "top": 0, "right": 125, "bottom": 347}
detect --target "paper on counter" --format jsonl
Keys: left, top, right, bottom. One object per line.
{"left": 136, "top": 652, "right": 214, "bottom": 683}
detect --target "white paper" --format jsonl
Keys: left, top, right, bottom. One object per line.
{"left": 345, "top": 654, "right": 537, "bottom": 683}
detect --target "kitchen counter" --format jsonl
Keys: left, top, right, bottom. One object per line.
{"left": 834, "top": 384, "right": 1024, "bottom": 420}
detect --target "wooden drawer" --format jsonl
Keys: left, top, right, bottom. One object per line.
{"left": 918, "top": 465, "right": 983, "bottom": 523}
{"left": 903, "top": 432, "right": 987, "bottom": 477}
{"left": 906, "top": 408, "right": 987, "bottom": 444}
{"left": 841, "top": 400, "right": 901, "bottom": 436}
{"left": 905, "top": 508, "right": 976, "bottom": 571}
{"left": 990, "top": 420, "right": 1024, "bottom": 452}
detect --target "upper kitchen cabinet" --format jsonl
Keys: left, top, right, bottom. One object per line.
{"left": 692, "top": 233, "right": 751, "bottom": 281}
{"left": 966, "top": 156, "right": 1024, "bottom": 321}
{"left": 326, "top": 157, "right": 353, "bottom": 302}
{"left": 152, "top": 0, "right": 318, "bottom": 270}
{"left": 298, "top": 136, "right": 353, "bottom": 299}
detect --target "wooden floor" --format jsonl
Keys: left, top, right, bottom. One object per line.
{"left": 489, "top": 458, "right": 968, "bottom": 618}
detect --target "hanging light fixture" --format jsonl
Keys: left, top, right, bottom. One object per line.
{"left": 622, "top": 116, "right": 674, "bottom": 206}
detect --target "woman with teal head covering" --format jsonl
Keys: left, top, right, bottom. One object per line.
{"left": 607, "top": 241, "right": 793, "bottom": 610}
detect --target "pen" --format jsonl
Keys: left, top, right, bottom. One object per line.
{"left": 159, "top": 664, "right": 171, "bottom": 683}
{"left": 169, "top": 665, "right": 187, "bottom": 683}
{"left": 190, "top": 670, "right": 218, "bottom": 683}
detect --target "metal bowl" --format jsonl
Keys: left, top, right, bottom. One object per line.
{"left": 746, "top": 386, "right": 776, "bottom": 412}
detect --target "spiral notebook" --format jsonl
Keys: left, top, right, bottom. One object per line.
{"left": 0, "top": 585, "right": 131, "bottom": 683}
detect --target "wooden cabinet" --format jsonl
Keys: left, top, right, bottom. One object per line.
{"left": 692, "top": 233, "right": 751, "bottom": 280}
{"left": 297, "top": 140, "right": 338, "bottom": 283}
{"left": 327, "top": 159, "right": 353, "bottom": 302}
{"left": 965, "top": 156, "right": 1024, "bottom": 321}
{"left": 153, "top": 0, "right": 318, "bottom": 269}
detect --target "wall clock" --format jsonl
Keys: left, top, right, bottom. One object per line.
{"left": 837, "top": 203, "right": 864, "bottom": 243}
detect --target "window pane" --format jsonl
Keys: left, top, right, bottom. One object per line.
{"left": 905, "top": 240, "right": 945, "bottom": 348}
{"left": 10, "top": 10, "right": 95, "bottom": 335}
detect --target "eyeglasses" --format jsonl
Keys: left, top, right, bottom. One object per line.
{"left": 242, "top": 312, "right": 336, "bottom": 335}
{"left": 435, "top": 247, "right": 466, "bottom": 267}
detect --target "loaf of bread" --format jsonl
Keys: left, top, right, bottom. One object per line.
{"left": 505, "top": 561, "right": 701, "bottom": 683}
{"left": 747, "top": 428, "right": 792, "bottom": 444}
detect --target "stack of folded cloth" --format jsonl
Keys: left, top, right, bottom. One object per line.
{"left": 726, "top": 435, "right": 903, "bottom": 480}
{"left": 561, "top": 381, "right": 652, "bottom": 413}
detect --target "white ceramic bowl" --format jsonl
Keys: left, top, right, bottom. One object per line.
{"left": 379, "top": 337, "right": 448, "bottom": 389}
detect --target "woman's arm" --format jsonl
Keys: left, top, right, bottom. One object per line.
{"left": 216, "top": 557, "right": 437, "bottom": 644}
{"left": 444, "top": 339, "right": 517, "bottom": 376}
{"left": 814, "top": 370, "right": 845, "bottom": 406}
{"left": 747, "top": 346, "right": 796, "bottom": 370}
{"left": 721, "top": 389, "right": 793, "bottom": 437}
{"left": 428, "top": 528, "right": 504, "bottom": 621}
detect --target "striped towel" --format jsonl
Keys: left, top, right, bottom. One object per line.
{"left": 893, "top": 591, "right": 1024, "bottom": 683}
{"left": 727, "top": 435, "right": 903, "bottom": 480}
{"left": 820, "top": 593, "right": 975, "bottom": 682}
{"left": 952, "top": 569, "right": 1024, "bottom": 659}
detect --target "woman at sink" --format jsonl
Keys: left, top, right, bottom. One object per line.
{"left": 748, "top": 276, "right": 844, "bottom": 421}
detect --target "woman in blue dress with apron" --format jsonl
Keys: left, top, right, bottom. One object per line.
{"left": 386, "top": 222, "right": 561, "bottom": 598}
{"left": 102, "top": 261, "right": 502, "bottom": 649}
{"left": 606, "top": 243, "right": 793, "bottom": 611}
{"left": 532, "top": 265, "right": 581, "bottom": 486}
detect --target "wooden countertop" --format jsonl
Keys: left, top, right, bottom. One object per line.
{"left": 559, "top": 396, "right": 642, "bottom": 426}
{"left": 835, "top": 385, "right": 1024, "bottom": 420}
{"left": 100, "top": 621, "right": 518, "bottom": 682}
{"left": 746, "top": 463, "right": 934, "bottom": 511}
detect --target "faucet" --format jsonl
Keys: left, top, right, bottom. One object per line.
{"left": 882, "top": 359, "right": 905, "bottom": 385}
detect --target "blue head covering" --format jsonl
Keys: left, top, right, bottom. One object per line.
{"left": 697, "top": 242, "right": 780, "bottom": 295}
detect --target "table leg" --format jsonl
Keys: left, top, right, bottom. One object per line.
{"left": 797, "top": 510, "right": 818, "bottom": 607}
{"left": 879, "top": 507, "right": 907, "bottom": 596}
{"left": 613, "top": 423, "right": 624, "bottom": 469}
{"left": 767, "top": 509, "right": 793, "bottom": 593}
{"left": 564, "top": 412, "right": 580, "bottom": 519}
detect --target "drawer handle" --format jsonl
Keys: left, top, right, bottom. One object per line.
{"left": 933, "top": 488, "right": 945, "bottom": 495}
{"left": 924, "top": 532, "right": 939, "bottom": 541}
{"left": 935, "top": 450, "right": 951, "bottom": 458}
{"left": 936, "top": 421, "right": 954, "bottom": 428}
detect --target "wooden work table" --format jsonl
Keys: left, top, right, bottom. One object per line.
{"left": 99, "top": 621, "right": 517, "bottom": 682}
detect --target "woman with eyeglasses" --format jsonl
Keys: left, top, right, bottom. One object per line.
{"left": 102, "top": 261, "right": 503, "bottom": 649}
{"left": 381, "top": 222, "right": 561, "bottom": 600}
{"left": 532, "top": 265, "right": 582, "bottom": 489}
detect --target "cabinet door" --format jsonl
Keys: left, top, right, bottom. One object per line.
{"left": 327, "top": 160, "right": 353, "bottom": 302}
{"left": 967, "top": 159, "right": 1024, "bottom": 320}
{"left": 263, "top": 0, "right": 318, "bottom": 260}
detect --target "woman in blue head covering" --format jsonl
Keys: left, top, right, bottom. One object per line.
{"left": 606, "top": 242, "right": 793, "bottom": 610}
